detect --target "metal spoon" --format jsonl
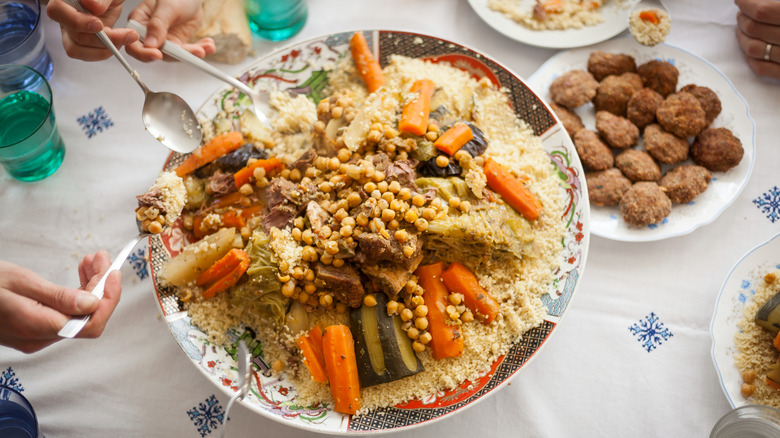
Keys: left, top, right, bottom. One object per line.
{"left": 126, "top": 20, "right": 272, "bottom": 128}
{"left": 58, "top": 220, "right": 150, "bottom": 338}
{"left": 62, "top": 0, "right": 202, "bottom": 153}
{"left": 220, "top": 340, "right": 251, "bottom": 438}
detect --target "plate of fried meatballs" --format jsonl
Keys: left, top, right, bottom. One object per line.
{"left": 528, "top": 37, "right": 755, "bottom": 242}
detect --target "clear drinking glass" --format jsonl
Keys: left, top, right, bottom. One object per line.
{"left": 0, "top": 64, "right": 65, "bottom": 182}
{"left": 710, "top": 405, "right": 780, "bottom": 438}
{"left": 0, "top": 386, "right": 41, "bottom": 438}
{"left": 0, "top": 0, "right": 54, "bottom": 80}
{"left": 244, "top": 0, "right": 307, "bottom": 41}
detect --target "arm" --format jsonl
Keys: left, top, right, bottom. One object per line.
{"left": 0, "top": 251, "right": 122, "bottom": 353}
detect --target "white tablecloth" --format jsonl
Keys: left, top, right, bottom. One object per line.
{"left": 2, "top": 0, "right": 779, "bottom": 436}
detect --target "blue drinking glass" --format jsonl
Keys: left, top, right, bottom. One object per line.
{"left": 0, "top": 386, "right": 41, "bottom": 438}
{"left": 0, "top": 0, "right": 54, "bottom": 80}
{"left": 245, "top": 0, "right": 307, "bottom": 41}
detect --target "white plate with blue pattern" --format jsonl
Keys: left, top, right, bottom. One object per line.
{"left": 527, "top": 38, "right": 756, "bottom": 242}
{"left": 710, "top": 233, "right": 780, "bottom": 408}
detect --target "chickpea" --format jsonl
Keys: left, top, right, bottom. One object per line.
{"left": 363, "top": 294, "right": 378, "bottom": 307}
{"left": 294, "top": 216, "right": 305, "bottom": 229}
{"left": 403, "top": 245, "right": 415, "bottom": 258}
{"left": 319, "top": 225, "right": 333, "bottom": 239}
{"left": 400, "top": 308, "right": 414, "bottom": 322}
{"left": 298, "top": 292, "right": 310, "bottom": 303}
{"left": 302, "top": 229, "right": 315, "bottom": 245}
{"left": 406, "top": 327, "right": 420, "bottom": 339}
{"left": 418, "top": 331, "right": 432, "bottom": 345}
{"left": 741, "top": 383, "right": 755, "bottom": 398}
{"left": 325, "top": 240, "right": 339, "bottom": 255}
{"left": 411, "top": 194, "right": 426, "bottom": 207}
{"left": 314, "top": 120, "right": 326, "bottom": 133}
{"left": 422, "top": 207, "right": 436, "bottom": 221}
{"left": 319, "top": 294, "right": 333, "bottom": 307}
{"left": 281, "top": 281, "right": 296, "bottom": 297}
{"left": 449, "top": 196, "right": 461, "bottom": 209}
{"left": 382, "top": 208, "right": 396, "bottom": 222}
{"left": 289, "top": 168, "right": 302, "bottom": 182}
{"left": 404, "top": 208, "right": 419, "bottom": 224}
{"left": 436, "top": 155, "right": 450, "bottom": 168}
{"left": 414, "top": 218, "right": 428, "bottom": 232}
{"left": 386, "top": 300, "right": 399, "bottom": 315}
{"left": 390, "top": 199, "right": 403, "bottom": 212}
{"left": 328, "top": 157, "right": 341, "bottom": 171}
{"left": 414, "top": 317, "right": 429, "bottom": 330}
{"left": 314, "top": 156, "right": 328, "bottom": 171}
{"left": 291, "top": 227, "right": 303, "bottom": 242}
{"left": 371, "top": 189, "right": 382, "bottom": 200}
{"left": 304, "top": 283, "right": 317, "bottom": 294}
{"left": 461, "top": 310, "right": 475, "bottom": 323}
{"left": 388, "top": 219, "right": 400, "bottom": 230}
{"left": 395, "top": 229, "right": 408, "bottom": 243}
{"left": 412, "top": 341, "right": 426, "bottom": 353}
{"left": 302, "top": 246, "right": 318, "bottom": 262}
{"left": 332, "top": 258, "right": 345, "bottom": 268}
{"left": 425, "top": 131, "right": 438, "bottom": 142}
{"left": 292, "top": 266, "right": 305, "bottom": 280}
{"left": 364, "top": 182, "right": 377, "bottom": 193}
{"left": 340, "top": 225, "right": 353, "bottom": 238}
{"left": 413, "top": 304, "right": 428, "bottom": 318}
{"left": 459, "top": 201, "right": 472, "bottom": 213}
{"left": 333, "top": 208, "right": 348, "bottom": 223}
{"left": 381, "top": 191, "right": 395, "bottom": 203}
{"left": 272, "top": 359, "right": 285, "bottom": 373}
{"left": 319, "top": 181, "right": 333, "bottom": 193}
{"left": 742, "top": 370, "right": 757, "bottom": 384}
{"left": 304, "top": 268, "right": 315, "bottom": 282}
{"left": 374, "top": 171, "right": 386, "bottom": 183}
{"left": 148, "top": 221, "right": 163, "bottom": 234}
{"left": 331, "top": 106, "right": 344, "bottom": 119}
{"left": 377, "top": 180, "right": 389, "bottom": 193}
{"left": 280, "top": 168, "right": 291, "bottom": 179}
{"left": 449, "top": 293, "right": 463, "bottom": 306}
{"left": 239, "top": 183, "right": 254, "bottom": 195}
{"left": 356, "top": 213, "right": 370, "bottom": 227}
{"left": 320, "top": 253, "right": 334, "bottom": 265}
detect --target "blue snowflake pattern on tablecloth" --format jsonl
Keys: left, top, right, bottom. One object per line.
{"left": 128, "top": 248, "right": 148, "bottom": 280}
{"left": 77, "top": 106, "right": 114, "bottom": 138}
{"left": 753, "top": 186, "right": 780, "bottom": 223}
{"left": 0, "top": 367, "right": 23, "bottom": 392}
{"left": 629, "top": 312, "right": 673, "bottom": 352}
{"left": 187, "top": 394, "right": 224, "bottom": 437}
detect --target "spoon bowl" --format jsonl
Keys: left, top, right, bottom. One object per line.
{"left": 62, "top": 0, "right": 202, "bottom": 153}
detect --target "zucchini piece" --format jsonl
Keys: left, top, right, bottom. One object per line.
{"left": 756, "top": 292, "right": 780, "bottom": 335}
{"left": 350, "top": 293, "right": 423, "bottom": 387}
{"left": 767, "top": 362, "right": 780, "bottom": 391}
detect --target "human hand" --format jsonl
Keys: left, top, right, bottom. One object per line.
{"left": 125, "top": 0, "right": 216, "bottom": 62}
{"left": 0, "top": 251, "right": 122, "bottom": 353}
{"left": 735, "top": 0, "right": 780, "bottom": 79}
{"left": 46, "top": 0, "right": 138, "bottom": 61}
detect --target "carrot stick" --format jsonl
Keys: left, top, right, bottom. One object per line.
{"left": 398, "top": 79, "right": 435, "bottom": 136}
{"left": 434, "top": 123, "right": 473, "bottom": 156}
{"left": 210, "top": 191, "right": 244, "bottom": 209}
{"left": 441, "top": 262, "right": 500, "bottom": 325}
{"left": 774, "top": 331, "right": 780, "bottom": 352}
{"left": 233, "top": 157, "right": 283, "bottom": 189}
{"left": 220, "top": 209, "right": 246, "bottom": 229}
{"left": 192, "top": 214, "right": 205, "bottom": 239}
{"left": 322, "top": 324, "right": 361, "bottom": 415}
{"left": 240, "top": 205, "right": 263, "bottom": 220}
{"left": 416, "top": 262, "right": 464, "bottom": 360}
{"left": 174, "top": 131, "right": 244, "bottom": 177}
{"left": 483, "top": 157, "right": 542, "bottom": 221}
{"left": 297, "top": 326, "right": 328, "bottom": 384}
{"left": 349, "top": 32, "right": 384, "bottom": 93}
{"left": 639, "top": 10, "right": 660, "bottom": 24}
{"left": 202, "top": 256, "right": 250, "bottom": 299}
{"left": 196, "top": 248, "right": 248, "bottom": 287}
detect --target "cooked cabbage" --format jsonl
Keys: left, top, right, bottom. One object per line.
{"left": 229, "top": 230, "right": 288, "bottom": 326}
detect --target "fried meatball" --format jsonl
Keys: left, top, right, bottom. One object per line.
{"left": 680, "top": 84, "right": 722, "bottom": 126}
{"left": 620, "top": 182, "right": 672, "bottom": 227}
{"left": 550, "top": 102, "right": 585, "bottom": 136}
{"left": 626, "top": 88, "right": 664, "bottom": 129}
{"left": 587, "top": 51, "right": 637, "bottom": 81}
{"left": 593, "top": 72, "right": 644, "bottom": 116}
{"left": 690, "top": 127, "right": 744, "bottom": 172}
{"left": 586, "top": 168, "right": 632, "bottom": 206}
{"left": 637, "top": 60, "right": 679, "bottom": 97}
{"left": 656, "top": 92, "right": 707, "bottom": 138}
{"left": 615, "top": 149, "right": 661, "bottom": 182}
{"left": 595, "top": 111, "right": 639, "bottom": 149}
{"left": 643, "top": 123, "right": 689, "bottom": 164}
{"left": 549, "top": 69, "right": 599, "bottom": 109}
{"left": 574, "top": 129, "right": 613, "bottom": 170}
{"left": 659, "top": 164, "right": 712, "bottom": 204}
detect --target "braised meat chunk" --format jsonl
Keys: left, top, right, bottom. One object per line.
{"left": 314, "top": 262, "right": 365, "bottom": 308}
{"left": 690, "top": 127, "right": 744, "bottom": 172}
{"left": 659, "top": 164, "right": 712, "bottom": 204}
{"left": 549, "top": 69, "right": 599, "bottom": 109}
{"left": 620, "top": 182, "right": 672, "bottom": 227}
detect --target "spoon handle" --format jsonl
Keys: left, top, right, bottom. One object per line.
{"left": 126, "top": 20, "right": 255, "bottom": 97}
{"left": 61, "top": 0, "right": 150, "bottom": 94}
{"left": 58, "top": 234, "right": 145, "bottom": 338}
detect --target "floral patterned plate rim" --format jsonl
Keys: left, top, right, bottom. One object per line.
{"left": 149, "top": 29, "right": 590, "bottom": 434}
{"left": 710, "top": 233, "right": 780, "bottom": 408}
{"left": 527, "top": 37, "right": 756, "bottom": 242}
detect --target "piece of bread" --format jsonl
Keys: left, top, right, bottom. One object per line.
{"left": 195, "top": 0, "right": 252, "bottom": 64}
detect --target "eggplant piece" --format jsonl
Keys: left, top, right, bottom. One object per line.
{"left": 416, "top": 122, "right": 486, "bottom": 177}
{"left": 349, "top": 293, "right": 423, "bottom": 387}
{"left": 767, "top": 362, "right": 780, "bottom": 389}
{"left": 756, "top": 292, "right": 780, "bottom": 335}
{"left": 194, "top": 144, "right": 268, "bottom": 177}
